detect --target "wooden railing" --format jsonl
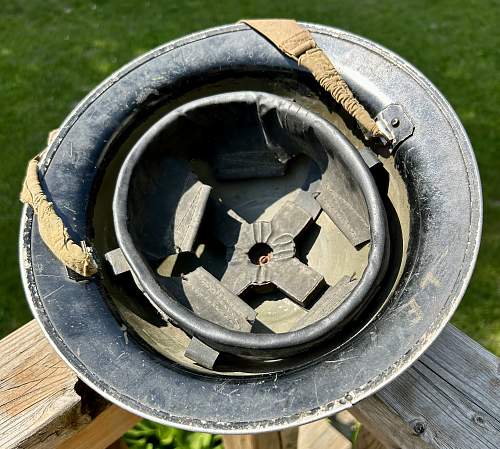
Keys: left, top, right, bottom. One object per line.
{"left": 0, "top": 320, "right": 498, "bottom": 449}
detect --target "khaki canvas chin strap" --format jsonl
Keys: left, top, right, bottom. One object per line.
{"left": 20, "top": 131, "right": 98, "bottom": 278}
{"left": 241, "top": 19, "right": 383, "bottom": 138}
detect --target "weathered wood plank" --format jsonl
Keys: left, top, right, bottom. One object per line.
{"left": 222, "top": 432, "right": 283, "bottom": 449}
{"left": 223, "top": 419, "right": 350, "bottom": 449}
{"left": 356, "top": 425, "right": 390, "bottom": 449}
{"left": 280, "top": 427, "right": 299, "bottom": 449}
{"left": 297, "top": 419, "right": 350, "bottom": 449}
{"left": 0, "top": 320, "right": 139, "bottom": 449}
{"left": 330, "top": 411, "right": 389, "bottom": 449}
{"left": 352, "top": 325, "right": 500, "bottom": 449}
{"left": 0, "top": 321, "right": 87, "bottom": 449}
{"left": 56, "top": 405, "right": 139, "bottom": 449}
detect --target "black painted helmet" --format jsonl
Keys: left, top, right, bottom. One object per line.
{"left": 20, "top": 21, "right": 481, "bottom": 432}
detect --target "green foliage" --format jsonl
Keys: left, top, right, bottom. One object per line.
{"left": 124, "top": 421, "right": 223, "bottom": 449}
{"left": 350, "top": 421, "right": 361, "bottom": 446}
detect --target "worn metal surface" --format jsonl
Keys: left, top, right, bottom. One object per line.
{"left": 292, "top": 276, "right": 357, "bottom": 330}
{"left": 126, "top": 158, "right": 212, "bottom": 260}
{"left": 20, "top": 23, "right": 481, "bottom": 432}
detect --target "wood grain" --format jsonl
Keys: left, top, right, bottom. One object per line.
{"left": 297, "top": 419, "right": 351, "bottom": 449}
{"left": 0, "top": 320, "right": 139, "bottom": 449}
{"left": 280, "top": 427, "right": 299, "bottom": 449}
{"left": 352, "top": 325, "right": 500, "bottom": 449}
{"left": 56, "top": 404, "right": 139, "bottom": 449}
{"left": 223, "top": 419, "right": 350, "bottom": 449}
{"left": 223, "top": 432, "right": 283, "bottom": 449}
{"left": 0, "top": 321, "right": 87, "bottom": 449}
{"left": 2, "top": 319, "right": 498, "bottom": 449}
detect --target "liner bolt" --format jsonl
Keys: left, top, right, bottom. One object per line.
{"left": 391, "top": 117, "right": 400, "bottom": 127}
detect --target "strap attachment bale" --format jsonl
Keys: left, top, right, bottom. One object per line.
{"left": 241, "top": 19, "right": 386, "bottom": 139}
{"left": 20, "top": 132, "right": 98, "bottom": 278}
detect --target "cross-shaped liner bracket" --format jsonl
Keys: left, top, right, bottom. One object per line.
{"left": 216, "top": 192, "right": 326, "bottom": 306}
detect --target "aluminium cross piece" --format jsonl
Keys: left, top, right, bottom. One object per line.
{"left": 215, "top": 193, "right": 326, "bottom": 305}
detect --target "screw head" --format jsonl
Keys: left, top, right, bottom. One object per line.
{"left": 473, "top": 415, "right": 485, "bottom": 426}
{"left": 413, "top": 421, "right": 426, "bottom": 435}
{"left": 391, "top": 117, "right": 400, "bottom": 127}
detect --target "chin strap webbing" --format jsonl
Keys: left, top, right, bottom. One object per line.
{"left": 20, "top": 130, "right": 98, "bottom": 277}
{"left": 241, "top": 19, "right": 383, "bottom": 138}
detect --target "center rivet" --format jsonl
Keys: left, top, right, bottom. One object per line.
{"left": 248, "top": 243, "right": 273, "bottom": 266}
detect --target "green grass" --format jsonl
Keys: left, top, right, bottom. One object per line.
{"left": 0, "top": 3, "right": 498, "bottom": 347}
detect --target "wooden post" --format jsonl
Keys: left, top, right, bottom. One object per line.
{"left": 222, "top": 432, "right": 283, "bottom": 449}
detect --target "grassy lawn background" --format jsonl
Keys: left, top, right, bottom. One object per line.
{"left": 0, "top": 0, "right": 498, "bottom": 359}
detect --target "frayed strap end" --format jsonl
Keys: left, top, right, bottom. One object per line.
{"left": 20, "top": 154, "right": 98, "bottom": 278}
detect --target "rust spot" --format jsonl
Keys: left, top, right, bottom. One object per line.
{"left": 248, "top": 243, "right": 273, "bottom": 266}
{"left": 258, "top": 254, "right": 272, "bottom": 265}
